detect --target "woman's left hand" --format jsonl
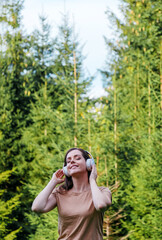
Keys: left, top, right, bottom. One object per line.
{"left": 89, "top": 164, "right": 97, "bottom": 182}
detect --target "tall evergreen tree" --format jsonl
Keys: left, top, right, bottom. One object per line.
{"left": 52, "top": 15, "right": 92, "bottom": 148}
{"left": 101, "top": 0, "right": 161, "bottom": 238}
{"left": 0, "top": 169, "right": 21, "bottom": 240}
{"left": 22, "top": 14, "right": 92, "bottom": 239}
{"left": 0, "top": 0, "right": 36, "bottom": 238}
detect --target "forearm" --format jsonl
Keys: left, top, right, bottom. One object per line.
{"left": 90, "top": 179, "right": 111, "bottom": 211}
{"left": 31, "top": 179, "right": 57, "bottom": 211}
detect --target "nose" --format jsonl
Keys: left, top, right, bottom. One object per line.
{"left": 67, "top": 157, "right": 75, "bottom": 165}
{"left": 71, "top": 158, "right": 76, "bottom": 163}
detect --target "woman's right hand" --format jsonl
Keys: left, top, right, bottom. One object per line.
{"left": 52, "top": 169, "right": 65, "bottom": 185}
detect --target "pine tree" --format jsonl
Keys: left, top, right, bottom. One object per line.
{"left": 0, "top": 0, "right": 36, "bottom": 238}
{"left": 20, "top": 15, "right": 60, "bottom": 239}
{"left": 51, "top": 14, "right": 92, "bottom": 149}
{"left": 22, "top": 14, "right": 92, "bottom": 239}
{"left": 0, "top": 169, "right": 22, "bottom": 240}
{"left": 101, "top": 0, "right": 161, "bottom": 238}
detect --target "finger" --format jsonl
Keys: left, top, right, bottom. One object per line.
{"left": 59, "top": 173, "right": 64, "bottom": 179}
{"left": 56, "top": 169, "right": 63, "bottom": 178}
{"left": 91, "top": 164, "right": 95, "bottom": 171}
{"left": 58, "top": 171, "right": 65, "bottom": 179}
{"left": 93, "top": 164, "right": 97, "bottom": 173}
{"left": 92, "top": 165, "right": 97, "bottom": 176}
{"left": 56, "top": 169, "right": 61, "bottom": 174}
{"left": 57, "top": 173, "right": 63, "bottom": 179}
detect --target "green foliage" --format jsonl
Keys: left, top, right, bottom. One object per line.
{"left": 0, "top": 169, "right": 22, "bottom": 239}
{"left": 27, "top": 210, "right": 58, "bottom": 240}
{"left": 20, "top": 13, "right": 92, "bottom": 239}
{"left": 0, "top": 0, "right": 161, "bottom": 239}
{"left": 4, "top": 228, "right": 22, "bottom": 240}
{"left": 101, "top": 0, "right": 161, "bottom": 238}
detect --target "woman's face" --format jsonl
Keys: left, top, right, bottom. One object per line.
{"left": 66, "top": 149, "right": 87, "bottom": 176}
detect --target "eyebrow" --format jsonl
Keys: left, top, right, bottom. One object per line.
{"left": 67, "top": 154, "right": 82, "bottom": 160}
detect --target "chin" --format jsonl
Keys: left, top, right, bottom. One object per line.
{"left": 70, "top": 170, "right": 87, "bottom": 177}
{"left": 70, "top": 170, "right": 80, "bottom": 176}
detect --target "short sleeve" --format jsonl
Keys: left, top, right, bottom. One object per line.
{"left": 52, "top": 188, "right": 57, "bottom": 195}
{"left": 99, "top": 186, "right": 112, "bottom": 203}
{"left": 52, "top": 185, "right": 66, "bottom": 196}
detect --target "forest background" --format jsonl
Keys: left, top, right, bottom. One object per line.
{"left": 0, "top": 0, "right": 161, "bottom": 239}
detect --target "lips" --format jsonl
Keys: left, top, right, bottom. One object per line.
{"left": 71, "top": 165, "right": 78, "bottom": 169}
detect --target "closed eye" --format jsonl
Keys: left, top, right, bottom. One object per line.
{"left": 66, "top": 154, "right": 82, "bottom": 164}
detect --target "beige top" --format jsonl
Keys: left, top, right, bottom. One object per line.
{"left": 53, "top": 186, "right": 111, "bottom": 240}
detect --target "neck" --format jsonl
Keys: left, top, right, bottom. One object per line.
{"left": 71, "top": 172, "right": 90, "bottom": 192}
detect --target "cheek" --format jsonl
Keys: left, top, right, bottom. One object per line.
{"left": 82, "top": 162, "right": 87, "bottom": 170}
{"left": 67, "top": 164, "right": 70, "bottom": 170}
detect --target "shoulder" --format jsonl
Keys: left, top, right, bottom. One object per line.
{"left": 99, "top": 186, "right": 112, "bottom": 203}
{"left": 52, "top": 185, "right": 67, "bottom": 195}
{"left": 99, "top": 186, "right": 111, "bottom": 193}
{"left": 99, "top": 186, "right": 112, "bottom": 198}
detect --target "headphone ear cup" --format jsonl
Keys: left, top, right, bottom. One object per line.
{"left": 63, "top": 166, "right": 70, "bottom": 177}
{"left": 86, "top": 158, "right": 94, "bottom": 171}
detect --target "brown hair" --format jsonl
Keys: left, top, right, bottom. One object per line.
{"left": 63, "top": 148, "right": 91, "bottom": 190}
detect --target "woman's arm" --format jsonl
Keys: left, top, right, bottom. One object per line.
{"left": 90, "top": 165, "right": 112, "bottom": 211}
{"left": 31, "top": 169, "right": 65, "bottom": 213}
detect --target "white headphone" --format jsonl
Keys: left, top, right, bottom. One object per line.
{"left": 63, "top": 151, "right": 95, "bottom": 177}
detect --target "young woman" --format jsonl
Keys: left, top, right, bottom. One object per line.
{"left": 32, "top": 148, "right": 112, "bottom": 240}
